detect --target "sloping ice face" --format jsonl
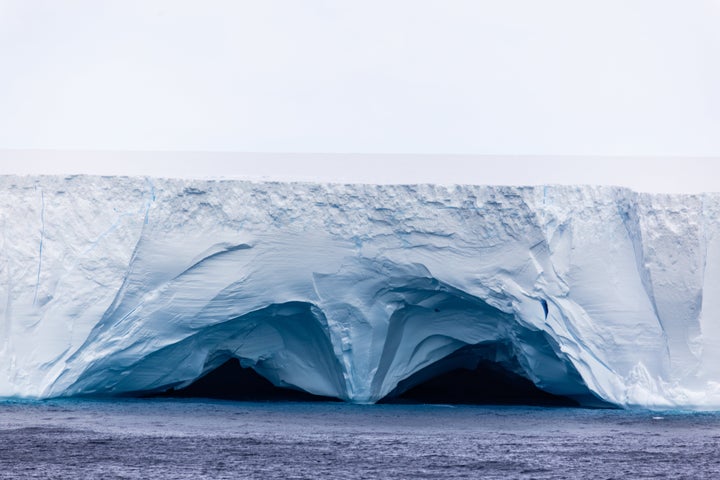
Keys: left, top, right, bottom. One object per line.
{"left": 1, "top": 176, "right": 719, "bottom": 408}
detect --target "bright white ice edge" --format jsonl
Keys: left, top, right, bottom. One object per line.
{"left": 2, "top": 175, "right": 720, "bottom": 409}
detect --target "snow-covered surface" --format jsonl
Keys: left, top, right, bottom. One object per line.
{"left": 1, "top": 175, "right": 719, "bottom": 408}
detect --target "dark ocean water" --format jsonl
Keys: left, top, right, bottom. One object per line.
{"left": 0, "top": 399, "right": 719, "bottom": 479}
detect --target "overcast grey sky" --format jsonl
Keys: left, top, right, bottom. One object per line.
{"left": 0, "top": 1, "right": 719, "bottom": 190}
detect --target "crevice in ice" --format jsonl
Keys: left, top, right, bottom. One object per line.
{"left": 618, "top": 201, "right": 671, "bottom": 362}
{"left": 67, "top": 217, "right": 151, "bottom": 348}
{"left": 143, "top": 177, "right": 155, "bottom": 223}
{"left": 32, "top": 188, "right": 44, "bottom": 306}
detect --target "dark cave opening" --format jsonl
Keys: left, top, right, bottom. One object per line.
{"left": 381, "top": 361, "right": 579, "bottom": 406}
{"left": 380, "top": 344, "right": 580, "bottom": 407}
{"left": 151, "top": 358, "right": 339, "bottom": 402}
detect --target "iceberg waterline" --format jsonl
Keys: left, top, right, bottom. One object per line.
{"left": 1, "top": 175, "right": 719, "bottom": 408}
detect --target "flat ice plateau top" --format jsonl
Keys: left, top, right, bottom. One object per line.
{"left": 1, "top": 175, "right": 720, "bottom": 408}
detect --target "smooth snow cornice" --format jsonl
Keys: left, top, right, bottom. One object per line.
{"left": 1, "top": 175, "right": 719, "bottom": 408}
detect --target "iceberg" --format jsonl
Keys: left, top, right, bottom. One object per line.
{"left": 1, "top": 175, "right": 719, "bottom": 408}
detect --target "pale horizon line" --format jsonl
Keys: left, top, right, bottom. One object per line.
{"left": 1, "top": 149, "right": 719, "bottom": 194}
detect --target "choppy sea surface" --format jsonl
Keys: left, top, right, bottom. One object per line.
{"left": 0, "top": 399, "right": 719, "bottom": 479}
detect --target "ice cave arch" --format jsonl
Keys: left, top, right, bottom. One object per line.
{"left": 59, "top": 301, "right": 348, "bottom": 400}
{"left": 55, "top": 271, "right": 604, "bottom": 407}
{"left": 364, "top": 277, "right": 603, "bottom": 406}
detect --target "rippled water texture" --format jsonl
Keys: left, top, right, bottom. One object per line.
{"left": 0, "top": 400, "right": 719, "bottom": 479}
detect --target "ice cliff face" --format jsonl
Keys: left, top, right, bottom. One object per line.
{"left": 1, "top": 175, "right": 719, "bottom": 408}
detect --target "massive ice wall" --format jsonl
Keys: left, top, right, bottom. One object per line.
{"left": 1, "top": 175, "right": 719, "bottom": 408}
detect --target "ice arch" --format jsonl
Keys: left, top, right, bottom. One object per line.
{"left": 52, "top": 263, "right": 601, "bottom": 407}
{"left": 58, "top": 302, "right": 347, "bottom": 399}
{"left": 364, "top": 277, "right": 600, "bottom": 405}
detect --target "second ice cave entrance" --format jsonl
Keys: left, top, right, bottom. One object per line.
{"left": 379, "top": 344, "right": 580, "bottom": 406}
{"left": 368, "top": 278, "right": 608, "bottom": 407}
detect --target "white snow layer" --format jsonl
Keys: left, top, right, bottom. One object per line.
{"left": 1, "top": 175, "right": 719, "bottom": 408}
